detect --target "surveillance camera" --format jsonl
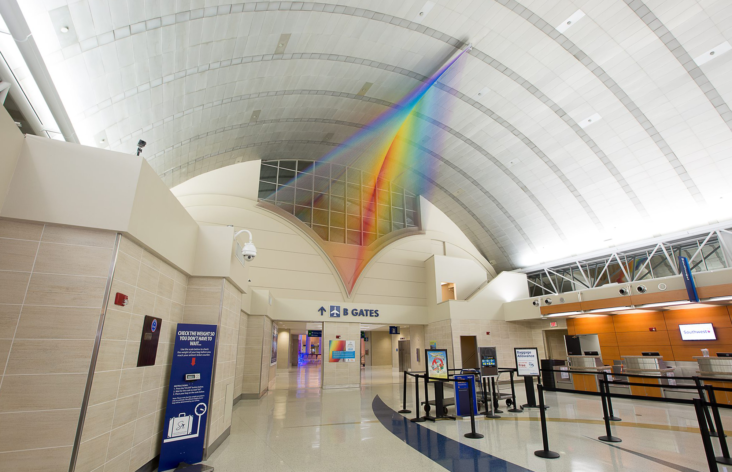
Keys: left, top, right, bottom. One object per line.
{"left": 137, "top": 139, "right": 146, "bottom": 148}
{"left": 544, "top": 298, "right": 553, "bottom": 305}
{"left": 241, "top": 241, "right": 257, "bottom": 261}
{"left": 637, "top": 285, "right": 647, "bottom": 293}
{"left": 619, "top": 287, "right": 629, "bottom": 296}
{"left": 532, "top": 300, "right": 540, "bottom": 307}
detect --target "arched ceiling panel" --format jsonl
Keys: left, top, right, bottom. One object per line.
{"left": 7, "top": 0, "right": 732, "bottom": 271}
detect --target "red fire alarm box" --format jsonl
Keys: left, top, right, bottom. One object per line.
{"left": 336, "top": 335, "right": 341, "bottom": 339}
{"left": 114, "top": 293, "right": 129, "bottom": 306}
{"left": 649, "top": 327, "right": 657, "bottom": 332}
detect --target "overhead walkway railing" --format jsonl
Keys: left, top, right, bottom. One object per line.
{"left": 524, "top": 227, "right": 732, "bottom": 296}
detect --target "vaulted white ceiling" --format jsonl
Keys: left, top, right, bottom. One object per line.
{"left": 5, "top": 0, "right": 732, "bottom": 272}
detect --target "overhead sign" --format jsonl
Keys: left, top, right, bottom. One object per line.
{"left": 679, "top": 256, "right": 700, "bottom": 302}
{"left": 514, "top": 347, "right": 540, "bottom": 377}
{"left": 329, "top": 340, "right": 356, "bottom": 362}
{"left": 389, "top": 326, "right": 400, "bottom": 335}
{"left": 159, "top": 324, "right": 217, "bottom": 471}
{"left": 319, "top": 305, "right": 380, "bottom": 318}
{"left": 308, "top": 330, "right": 322, "bottom": 337}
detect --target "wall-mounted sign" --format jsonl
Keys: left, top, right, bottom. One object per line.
{"left": 329, "top": 340, "right": 356, "bottom": 362}
{"left": 308, "top": 330, "right": 322, "bottom": 338}
{"left": 389, "top": 326, "right": 400, "bottom": 335}
{"left": 426, "top": 349, "right": 449, "bottom": 381}
{"left": 137, "top": 315, "right": 162, "bottom": 367}
{"left": 318, "top": 305, "right": 380, "bottom": 318}
{"left": 159, "top": 324, "right": 217, "bottom": 471}
{"left": 514, "top": 347, "right": 540, "bottom": 377}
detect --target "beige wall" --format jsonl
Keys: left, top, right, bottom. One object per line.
{"left": 370, "top": 331, "right": 392, "bottom": 366}
{"left": 239, "top": 314, "right": 266, "bottom": 398}
{"left": 234, "top": 311, "right": 249, "bottom": 399}
{"left": 0, "top": 219, "right": 116, "bottom": 471}
{"left": 410, "top": 325, "right": 425, "bottom": 372}
{"left": 322, "top": 321, "right": 361, "bottom": 388}
{"left": 425, "top": 320, "right": 455, "bottom": 369}
{"left": 545, "top": 329, "right": 568, "bottom": 361}
{"left": 78, "top": 236, "right": 188, "bottom": 472}
{"left": 277, "top": 329, "right": 290, "bottom": 369}
{"left": 0, "top": 107, "right": 23, "bottom": 210}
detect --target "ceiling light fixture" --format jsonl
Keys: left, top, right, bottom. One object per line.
{"left": 637, "top": 301, "right": 690, "bottom": 309}
{"left": 704, "top": 296, "right": 732, "bottom": 302}
{"left": 60, "top": 26, "right": 69, "bottom": 33}
{"left": 587, "top": 306, "right": 631, "bottom": 313}
{"left": 546, "top": 311, "right": 582, "bottom": 317}
{"left": 557, "top": 10, "right": 585, "bottom": 33}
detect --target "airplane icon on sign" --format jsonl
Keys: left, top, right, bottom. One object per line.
{"left": 330, "top": 306, "right": 340, "bottom": 317}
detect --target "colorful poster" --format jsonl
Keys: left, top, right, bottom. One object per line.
{"left": 429, "top": 341, "right": 437, "bottom": 350}
{"left": 426, "top": 349, "right": 448, "bottom": 380}
{"left": 329, "top": 340, "right": 356, "bottom": 362}
{"left": 271, "top": 323, "right": 278, "bottom": 365}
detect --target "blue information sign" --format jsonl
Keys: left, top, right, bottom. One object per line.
{"left": 389, "top": 326, "right": 400, "bottom": 335}
{"left": 159, "top": 324, "right": 218, "bottom": 471}
{"left": 454, "top": 374, "right": 478, "bottom": 417}
{"left": 679, "top": 256, "right": 700, "bottom": 303}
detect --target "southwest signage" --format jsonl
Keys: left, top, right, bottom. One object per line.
{"left": 679, "top": 256, "right": 700, "bottom": 303}
{"left": 159, "top": 324, "right": 217, "bottom": 471}
{"left": 318, "top": 305, "right": 380, "bottom": 318}
{"left": 679, "top": 323, "right": 716, "bottom": 341}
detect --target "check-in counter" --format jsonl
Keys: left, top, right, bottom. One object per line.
{"left": 696, "top": 357, "right": 732, "bottom": 405}
{"left": 568, "top": 356, "right": 607, "bottom": 392}
{"left": 622, "top": 356, "right": 675, "bottom": 398}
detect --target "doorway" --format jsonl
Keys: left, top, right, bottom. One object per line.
{"left": 460, "top": 336, "right": 478, "bottom": 370}
{"left": 398, "top": 340, "right": 411, "bottom": 372}
{"left": 543, "top": 329, "right": 569, "bottom": 360}
{"left": 274, "top": 322, "right": 322, "bottom": 389}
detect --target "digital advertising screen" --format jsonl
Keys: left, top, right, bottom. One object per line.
{"left": 679, "top": 323, "right": 716, "bottom": 341}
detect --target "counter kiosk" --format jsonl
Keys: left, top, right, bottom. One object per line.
{"left": 696, "top": 356, "right": 732, "bottom": 405}
{"left": 567, "top": 355, "right": 606, "bottom": 392}
{"left": 622, "top": 355, "right": 675, "bottom": 398}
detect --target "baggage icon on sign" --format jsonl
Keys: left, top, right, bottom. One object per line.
{"left": 163, "top": 403, "right": 207, "bottom": 443}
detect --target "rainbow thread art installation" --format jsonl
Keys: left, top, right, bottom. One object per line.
{"left": 266, "top": 45, "right": 472, "bottom": 294}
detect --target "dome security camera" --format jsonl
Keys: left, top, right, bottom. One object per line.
{"left": 532, "top": 300, "right": 540, "bottom": 307}
{"left": 637, "top": 285, "right": 647, "bottom": 294}
{"left": 619, "top": 287, "right": 629, "bottom": 296}
{"left": 241, "top": 241, "right": 257, "bottom": 261}
{"left": 544, "top": 298, "right": 553, "bottom": 305}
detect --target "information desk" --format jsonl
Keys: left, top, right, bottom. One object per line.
{"left": 622, "top": 356, "right": 675, "bottom": 398}
{"left": 696, "top": 356, "right": 732, "bottom": 405}
{"left": 567, "top": 356, "right": 607, "bottom": 392}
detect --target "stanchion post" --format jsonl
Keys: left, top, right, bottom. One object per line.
{"left": 694, "top": 377, "right": 718, "bottom": 437}
{"left": 508, "top": 370, "right": 523, "bottom": 413}
{"left": 410, "top": 374, "right": 425, "bottom": 423}
{"left": 464, "top": 378, "right": 484, "bottom": 439}
{"left": 399, "top": 371, "right": 411, "bottom": 414}
{"left": 598, "top": 379, "right": 621, "bottom": 443}
{"left": 533, "top": 384, "right": 559, "bottom": 459}
{"left": 705, "top": 386, "right": 732, "bottom": 466}
{"left": 694, "top": 397, "right": 720, "bottom": 472}
{"left": 602, "top": 370, "right": 621, "bottom": 422}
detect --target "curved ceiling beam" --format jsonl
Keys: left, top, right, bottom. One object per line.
{"left": 152, "top": 116, "right": 538, "bottom": 253}
{"left": 625, "top": 0, "right": 732, "bottom": 133}
{"left": 74, "top": 1, "right": 649, "bottom": 219}
{"left": 494, "top": 0, "right": 706, "bottom": 205}
{"left": 137, "top": 88, "right": 570, "bottom": 243}
{"left": 80, "top": 53, "right": 602, "bottom": 233}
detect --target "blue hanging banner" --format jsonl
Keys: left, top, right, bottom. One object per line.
{"left": 679, "top": 256, "right": 700, "bottom": 303}
{"left": 159, "top": 324, "right": 218, "bottom": 471}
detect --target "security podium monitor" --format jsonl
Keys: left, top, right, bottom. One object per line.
{"left": 479, "top": 347, "right": 498, "bottom": 377}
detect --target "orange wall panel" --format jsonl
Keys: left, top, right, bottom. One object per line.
{"left": 663, "top": 306, "right": 732, "bottom": 330}
{"left": 597, "top": 332, "right": 618, "bottom": 347}
{"left": 601, "top": 346, "right": 620, "bottom": 364}
{"left": 613, "top": 312, "right": 667, "bottom": 333}
{"left": 571, "top": 316, "right": 616, "bottom": 334}
{"left": 615, "top": 330, "right": 671, "bottom": 347}
{"left": 567, "top": 319, "right": 576, "bottom": 335}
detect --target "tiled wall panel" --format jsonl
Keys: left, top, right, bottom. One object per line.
{"left": 322, "top": 321, "right": 361, "bottom": 388}
{"left": 0, "top": 219, "right": 116, "bottom": 472}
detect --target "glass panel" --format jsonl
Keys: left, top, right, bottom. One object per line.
{"left": 276, "top": 202, "right": 294, "bottom": 214}
{"left": 377, "top": 219, "right": 390, "bottom": 234}
{"left": 406, "top": 210, "right": 416, "bottom": 227}
{"left": 378, "top": 204, "right": 390, "bottom": 220}
{"left": 296, "top": 173, "right": 313, "bottom": 190}
{"left": 313, "top": 209, "right": 329, "bottom": 226}
{"left": 347, "top": 167, "right": 361, "bottom": 183}
{"left": 331, "top": 164, "right": 345, "bottom": 181}
{"left": 330, "top": 227, "right": 345, "bottom": 243}
{"left": 363, "top": 217, "right": 375, "bottom": 233}
{"left": 347, "top": 230, "right": 361, "bottom": 245}
{"left": 278, "top": 168, "right": 296, "bottom": 181}
{"left": 347, "top": 184, "right": 360, "bottom": 200}
{"left": 295, "top": 189, "right": 313, "bottom": 206}
{"left": 393, "top": 222, "right": 404, "bottom": 231}
{"left": 363, "top": 232, "right": 377, "bottom": 246}
{"left": 314, "top": 163, "right": 330, "bottom": 177}
{"left": 330, "top": 196, "right": 345, "bottom": 213}
{"left": 276, "top": 185, "right": 295, "bottom": 203}
{"left": 702, "top": 243, "right": 725, "bottom": 271}
{"left": 297, "top": 160, "right": 313, "bottom": 173}
{"left": 346, "top": 199, "right": 360, "bottom": 215}
{"left": 330, "top": 181, "right": 345, "bottom": 196}
{"left": 330, "top": 211, "right": 345, "bottom": 228}
{"left": 313, "top": 193, "right": 329, "bottom": 210}
{"left": 295, "top": 206, "right": 311, "bottom": 225}
{"left": 279, "top": 160, "right": 297, "bottom": 170}
{"left": 392, "top": 192, "right": 404, "bottom": 208}
{"left": 347, "top": 214, "right": 360, "bottom": 230}
{"left": 314, "top": 176, "right": 329, "bottom": 193}
{"left": 313, "top": 225, "right": 329, "bottom": 241}
{"left": 405, "top": 194, "right": 416, "bottom": 211}
{"left": 258, "top": 182, "right": 276, "bottom": 200}
{"left": 260, "top": 164, "right": 278, "bottom": 183}
{"left": 392, "top": 209, "right": 405, "bottom": 225}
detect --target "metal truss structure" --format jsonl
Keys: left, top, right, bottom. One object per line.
{"left": 525, "top": 228, "right": 732, "bottom": 297}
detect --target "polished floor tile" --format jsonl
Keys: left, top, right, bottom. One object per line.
{"left": 204, "top": 365, "right": 732, "bottom": 471}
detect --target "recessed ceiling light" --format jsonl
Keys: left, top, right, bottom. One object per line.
{"left": 694, "top": 41, "right": 732, "bottom": 66}
{"left": 476, "top": 86, "right": 491, "bottom": 98}
{"left": 60, "top": 26, "right": 69, "bottom": 33}
{"left": 413, "top": 1, "right": 434, "bottom": 23}
{"left": 556, "top": 10, "right": 585, "bottom": 34}
{"left": 578, "top": 113, "right": 601, "bottom": 129}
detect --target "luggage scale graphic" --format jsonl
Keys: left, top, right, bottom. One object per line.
{"left": 163, "top": 402, "right": 207, "bottom": 443}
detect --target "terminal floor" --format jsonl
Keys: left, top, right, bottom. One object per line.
{"left": 203, "top": 366, "right": 728, "bottom": 471}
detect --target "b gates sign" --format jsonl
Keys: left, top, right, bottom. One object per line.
{"left": 318, "top": 305, "right": 380, "bottom": 318}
